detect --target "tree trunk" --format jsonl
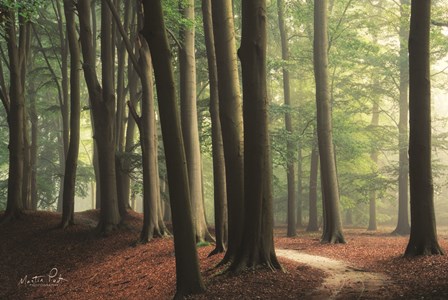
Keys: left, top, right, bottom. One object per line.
{"left": 368, "top": 100, "right": 379, "bottom": 231}
{"left": 297, "top": 145, "right": 303, "bottom": 228}
{"left": 313, "top": 0, "right": 345, "bottom": 244}
{"left": 141, "top": 1, "right": 205, "bottom": 297}
{"left": 231, "top": 0, "right": 281, "bottom": 272}
{"left": 404, "top": 0, "right": 444, "bottom": 257}
{"left": 179, "top": 0, "right": 213, "bottom": 243}
{"left": 393, "top": 0, "right": 411, "bottom": 236}
{"left": 129, "top": 40, "right": 160, "bottom": 243}
{"left": 307, "top": 139, "right": 319, "bottom": 232}
{"left": 2, "top": 10, "right": 28, "bottom": 222}
{"left": 277, "top": 0, "right": 296, "bottom": 237}
{"left": 78, "top": 0, "right": 121, "bottom": 234}
{"left": 60, "top": 0, "right": 81, "bottom": 229}
{"left": 29, "top": 73, "right": 38, "bottom": 210}
{"left": 211, "top": 0, "right": 244, "bottom": 266}
{"left": 202, "top": 0, "right": 228, "bottom": 256}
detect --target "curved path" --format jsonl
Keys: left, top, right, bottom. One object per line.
{"left": 276, "top": 249, "right": 389, "bottom": 299}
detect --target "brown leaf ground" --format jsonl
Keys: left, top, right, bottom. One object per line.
{"left": 1, "top": 211, "right": 447, "bottom": 299}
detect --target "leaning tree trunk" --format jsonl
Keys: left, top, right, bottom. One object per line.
{"left": 404, "top": 0, "right": 444, "bottom": 257}
{"left": 211, "top": 0, "right": 244, "bottom": 266}
{"left": 277, "top": 0, "right": 296, "bottom": 237}
{"left": 230, "top": 0, "right": 281, "bottom": 272}
{"left": 78, "top": 0, "right": 121, "bottom": 234}
{"left": 141, "top": 1, "right": 205, "bottom": 297}
{"left": 60, "top": 0, "right": 81, "bottom": 229}
{"left": 313, "top": 0, "right": 345, "bottom": 244}
{"left": 202, "top": 0, "right": 228, "bottom": 256}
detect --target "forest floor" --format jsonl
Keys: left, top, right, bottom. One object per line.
{"left": 1, "top": 210, "right": 448, "bottom": 299}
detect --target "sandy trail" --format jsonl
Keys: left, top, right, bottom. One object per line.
{"left": 276, "top": 249, "right": 388, "bottom": 299}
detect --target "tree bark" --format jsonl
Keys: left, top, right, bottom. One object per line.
{"left": 307, "top": 138, "right": 320, "bottom": 232}
{"left": 141, "top": 1, "right": 205, "bottom": 297}
{"left": 60, "top": 0, "right": 81, "bottom": 229}
{"left": 211, "top": 0, "right": 244, "bottom": 266}
{"left": 368, "top": 100, "right": 379, "bottom": 231}
{"left": 277, "top": 0, "right": 296, "bottom": 237}
{"left": 78, "top": 0, "right": 121, "bottom": 234}
{"left": 314, "top": 0, "right": 345, "bottom": 244}
{"left": 404, "top": 0, "right": 444, "bottom": 257}
{"left": 202, "top": 0, "right": 228, "bottom": 256}
{"left": 231, "top": 0, "right": 281, "bottom": 272}
{"left": 2, "top": 9, "right": 28, "bottom": 223}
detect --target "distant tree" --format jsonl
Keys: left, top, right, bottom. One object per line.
{"left": 211, "top": 0, "right": 244, "bottom": 265}
{"left": 306, "top": 136, "right": 319, "bottom": 232}
{"left": 405, "top": 0, "right": 444, "bottom": 257}
{"left": 141, "top": 0, "right": 205, "bottom": 297}
{"left": 60, "top": 0, "right": 81, "bottom": 229}
{"left": 313, "top": 0, "right": 345, "bottom": 244}
{"left": 230, "top": 0, "right": 281, "bottom": 272}
{"left": 277, "top": 0, "right": 296, "bottom": 237}
{"left": 393, "top": 0, "right": 411, "bottom": 236}
{"left": 202, "top": 0, "right": 227, "bottom": 256}
{"left": 367, "top": 100, "right": 379, "bottom": 231}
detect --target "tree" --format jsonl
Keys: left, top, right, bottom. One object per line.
{"left": 277, "top": 0, "right": 296, "bottom": 237}
{"left": 78, "top": 0, "right": 120, "bottom": 233}
{"left": 393, "top": 0, "right": 411, "bottom": 236}
{"left": 367, "top": 100, "right": 379, "bottom": 231}
{"left": 313, "top": 0, "right": 345, "bottom": 244}
{"left": 202, "top": 0, "right": 227, "bottom": 256}
{"left": 306, "top": 136, "right": 319, "bottom": 232}
{"left": 141, "top": 0, "right": 205, "bottom": 297}
{"left": 404, "top": 0, "right": 444, "bottom": 257}
{"left": 211, "top": 0, "right": 244, "bottom": 265}
{"left": 60, "top": 0, "right": 81, "bottom": 229}
{"left": 179, "top": 0, "right": 213, "bottom": 243}
{"left": 230, "top": 0, "right": 281, "bottom": 272}
{"left": 1, "top": 3, "right": 30, "bottom": 222}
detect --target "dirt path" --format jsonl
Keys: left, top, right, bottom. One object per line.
{"left": 276, "top": 249, "right": 389, "bottom": 299}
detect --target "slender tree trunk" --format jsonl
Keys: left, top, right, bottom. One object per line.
{"left": 29, "top": 75, "right": 38, "bottom": 210}
{"left": 405, "top": 0, "right": 444, "bottom": 257}
{"left": 297, "top": 145, "right": 303, "bottom": 228}
{"left": 368, "top": 100, "right": 379, "bottom": 231}
{"left": 60, "top": 0, "right": 81, "bottom": 229}
{"left": 307, "top": 139, "right": 319, "bottom": 232}
{"left": 393, "top": 0, "right": 411, "bottom": 236}
{"left": 202, "top": 0, "right": 228, "bottom": 256}
{"left": 129, "top": 41, "right": 160, "bottom": 243}
{"left": 179, "top": 0, "right": 213, "bottom": 243}
{"left": 313, "top": 0, "right": 345, "bottom": 244}
{"left": 230, "top": 0, "right": 281, "bottom": 272}
{"left": 141, "top": 1, "right": 205, "bottom": 297}
{"left": 211, "top": 0, "right": 244, "bottom": 266}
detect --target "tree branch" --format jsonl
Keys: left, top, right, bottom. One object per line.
{"left": 431, "top": 20, "right": 448, "bottom": 27}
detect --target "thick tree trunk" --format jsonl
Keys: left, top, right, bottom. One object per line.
{"left": 314, "top": 0, "right": 345, "bottom": 244}
{"left": 405, "top": 0, "right": 444, "bottom": 257}
{"left": 2, "top": 10, "right": 27, "bottom": 222}
{"left": 60, "top": 0, "right": 81, "bottom": 229}
{"left": 211, "top": 0, "right": 244, "bottom": 266}
{"left": 141, "top": 1, "right": 205, "bottom": 297}
{"left": 277, "top": 0, "right": 296, "bottom": 237}
{"left": 202, "top": 0, "right": 228, "bottom": 256}
{"left": 393, "top": 0, "right": 411, "bottom": 236}
{"left": 78, "top": 0, "right": 121, "bottom": 234}
{"left": 307, "top": 140, "right": 319, "bottom": 232}
{"left": 231, "top": 0, "right": 281, "bottom": 272}
{"left": 179, "top": 0, "right": 213, "bottom": 243}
